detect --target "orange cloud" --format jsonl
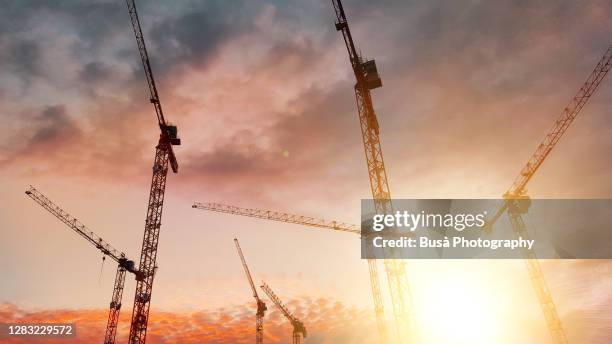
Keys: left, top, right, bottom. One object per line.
{"left": 0, "top": 297, "right": 378, "bottom": 344}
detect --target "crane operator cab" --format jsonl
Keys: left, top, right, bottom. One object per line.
{"left": 362, "top": 59, "right": 382, "bottom": 90}
{"left": 163, "top": 124, "right": 181, "bottom": 146}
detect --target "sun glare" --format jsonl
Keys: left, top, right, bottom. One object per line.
{"left": 411, "top": 262, "right": 510, "bottom": 344}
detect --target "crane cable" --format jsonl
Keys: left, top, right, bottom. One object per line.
{"left": 99, "top": 256, "right": 106, "bottom": 285}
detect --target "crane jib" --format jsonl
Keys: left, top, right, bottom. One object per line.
{"left": 25, "top": 186, "right": 132, "bottom": 265}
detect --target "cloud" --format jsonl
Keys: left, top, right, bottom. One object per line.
{"left": 30, "top": 106, "right": 77, "bottom": 143}
{"left": 0, "top": 1, "right": 338, "bottom": 186}
{"left": 78, "top": 61, "right": 115, "bottom": 84}
{"left": 0, "top": 99, "right": 154, "bottom": 180}
{"left": 0, "top": 105, "right": 81, "bottom": 166}
{"left": 0, "top": 0, "right": 611, "bottom": 199}
{"left": 4, "top": 39, "right": 41, "bottom": 78}
{"left": 148, "top": 0, "right": 255, "bottom": 70}
{"left": 0, "top": 297, "right": 377, "bottom": 344}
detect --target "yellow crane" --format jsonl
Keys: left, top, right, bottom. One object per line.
{"left": 260, "top": 282, "right": 307, "bottom": 344}
{"left": 330, "top": 0, "right": 415, "bottom": 342}
{"left": 486, "top": 46, "right": 612, "bottom": 343}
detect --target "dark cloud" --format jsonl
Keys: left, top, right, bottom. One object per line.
{"left": 5, "top": 39, "right": 40, "bottom": 77}
{"left": 186, "top": 139, "right": 276, "bottom": 177}
{"left": 149, "top": 0, "right": 254, "bottom": 69}
{"left": 2, "top": 1, "right": 125, "bottom": 37}
{"left": 78, "top": 61, "right": 114, "bottom": 83}
{"left": 0, "top": 99, "right": 153, "bottom": 180}
{"left": 0, "top": 1, "right": 126, "bottom": 79}
{"left": 0, "top": 105, "right": 81, "bottom": 169}
{"left": 29, "top": 105, "right": 77, "bottom": 143}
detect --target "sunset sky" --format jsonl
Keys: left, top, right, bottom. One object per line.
{"left": 1, "top": 0, "right": 612, "bottom": 343}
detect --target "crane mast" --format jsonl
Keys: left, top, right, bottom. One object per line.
{"left": 260, "top": 282, "right": 307, "bottom": 344}
{"left": 234, "top": 238, "right": 267, "bottom": 344}
{"left": 25, "top": 186, "right": 137, "bottom": 344}
{"left": 105, "top": 266, "right": 127, "bottom": 344}
{"left": 124, "top": 1, "right": 181, "bottom": 343}
{"left": 487, "top": 46, "right": 612, "bottom": 344}
{"left": 332, "top": 1, "right": 415, "bottom": 342}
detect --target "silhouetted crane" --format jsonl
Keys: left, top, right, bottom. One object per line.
{"left": 260, "top": 282, "right": 307, "bottom": 344}
{"left": 124, "top": 0, "right": 181, "bottom": 342}
{"left": 25, "top": 186, "right": 137, "bottom": 344}
{"left": 235, "top": 238, "right": 267, "bottom": 344}
{"left": 193, "top": 202, "right": 359, "bottom": 235}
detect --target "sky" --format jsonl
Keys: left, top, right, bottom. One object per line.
{"left": 0, "top": 0, "right": 611, "bottom": 343}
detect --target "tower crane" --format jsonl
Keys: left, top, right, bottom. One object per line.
{"left": 331, "top": 0, "right": 415, "bottom": 342}
{"left": 25, "top": 186, "right": 137, "bottom": 344}
{"left": 485, "top": 46, "right": 612, "bottom": 344}
{"left": 124, "top": 1, "right": 181, "bottom": 342}
{"left": 260, "top": 282, "right": 307, "bottom": 344}
{"left": 234, "top": 238, "right": 267, "bottom": 344}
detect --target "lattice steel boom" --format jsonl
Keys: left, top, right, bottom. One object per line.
{"left": 25, "top": 186, "right": 137, "bottom": 344}
{"left": 487, "top": 46, "right": 612, "bottom": 344}
{"left": 124, "top": 0, "right": 181, "bottom": 343}
{"left": 260, "top": 282, "right": 307, "bottom": 344}
{"left": 193, "top": 202, "right": 360, "bottom": 235}
{"left": 331, "top": 0, "right": 416, "bottom": 342}
{"left": 235, "top": 238, "right": 267, "bottom": 344}
{"left": 488, "top": 46, "right": 612, "bottom": 225}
